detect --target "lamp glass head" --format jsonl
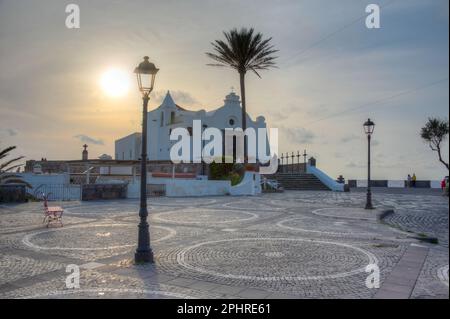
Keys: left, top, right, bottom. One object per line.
{"left": 363, "top": 118, "right": 375, "bottom": 135}
{"left": 134, "top": 56, "right": 159, "bottom": 95}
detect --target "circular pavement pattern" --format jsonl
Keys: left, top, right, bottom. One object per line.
{"left": 276, "top": 216, "right": 378, "bottom": 237}
{"left": 312, "top": 207, "right": 378, "bottom": 221}
{"left": 150, "top": 198, "right": 218, "bottom": 207}
{"left": 437, "top": 265, "right": 449, "bottom": 287}
{"left": 153, "top": 208, "right": 258, "bottom": 225}
{"left": 63, "top": 205, "right": 149, "bottom": 216}
{"left": 22, "top": 224, "right": 176, "bottom": 251}
{"left": 18, "top": 288, "right": 195, "bottom": 299}
{"left": 177, "top": 238, "right": 378, "bottom": 281}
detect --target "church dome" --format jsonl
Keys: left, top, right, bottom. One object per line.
{"left": 256, "top": 116, "right": 265, "bottom": 123}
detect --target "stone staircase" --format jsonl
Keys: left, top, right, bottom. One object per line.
{"left": 265, "top": 173, "right": 331, "bottom": 191}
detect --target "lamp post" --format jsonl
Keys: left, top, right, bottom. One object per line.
{"left": 363, "top": 118, "right": 375, "bottom": 210}
{"left": 134, "top": 56, "right": 159, "bottom": 263}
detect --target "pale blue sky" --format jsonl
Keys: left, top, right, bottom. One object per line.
{"left": 0, "top": 0, "right": 448, "bottom": 179}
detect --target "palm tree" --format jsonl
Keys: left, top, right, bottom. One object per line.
{"left": 206, "top": 27, "right": 278, "bottom": 161}
{"left": 0, "top": 145, "right": 31, "bottom": 187}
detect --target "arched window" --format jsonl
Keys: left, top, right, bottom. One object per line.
{"left": 170, "top": 111, "right": 175, "bottom": 124}
{"left": 160, "top": 112, "right": 164, "bottom": 127}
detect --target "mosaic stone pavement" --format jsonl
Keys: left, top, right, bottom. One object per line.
{"left": 0, "top": 190, "right": 448, "bottom": 299}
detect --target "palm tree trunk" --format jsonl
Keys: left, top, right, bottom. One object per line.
{"left": 239, "top": 72, "right": 247, "bottom": 162}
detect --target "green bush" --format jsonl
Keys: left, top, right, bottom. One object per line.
{"left": 230, "top": 172, "right": 243, "bottom": 186}
{"left": 209, "top": 158, "right": 244, "bottom": 186}
{"left": 209, "top": 161, "right": 234, "bottom": 180}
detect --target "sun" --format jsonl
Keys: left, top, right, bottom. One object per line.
{"left": 100, "top": 69, "right": 130, "bottom": 97}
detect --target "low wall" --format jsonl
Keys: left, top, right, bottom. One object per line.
{"left": 230, "top": 172, "right": 262, "bottom": 196}
{"left": 0, "top": 185, "right": 26, "bottom": 202}
{"left": 82, "top": 184, "right": 127, "bottom": 200}
{"left": 126, "top": 172, "right": 262, "bottom": 198}
{"left": 349, "top": 180, "right": 441, "bottom": 189}
{"left": 18, "top": 172, "right": 69, "bottom": 187}
{"left": 166, "top": 179, "right": 230, "bottom": 197}
{"left": 15, "top": 173, "right": 81, "bottom": 200}
{"left": 127, "top": 182, "right": 166, "bottom": 198}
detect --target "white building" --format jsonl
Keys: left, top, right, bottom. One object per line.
{"left": 115, "top": 133, "right": 142, "bottom": 160}
{"left": 115, "top": 91, "right": 269, "bottom": 162}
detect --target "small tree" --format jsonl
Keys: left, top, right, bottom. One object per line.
{"left": 420, "top": 118, "right": 449, "bottom": 170}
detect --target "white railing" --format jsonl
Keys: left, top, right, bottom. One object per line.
{"left": 261, "top": 178, "right": 282, "bottom": 191}
{"left": 306, "top": 165, "right": 344, "bottom": 192}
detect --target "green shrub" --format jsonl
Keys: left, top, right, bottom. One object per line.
{"left": 230, "top": 172, "right": 243, "bottom": 186}
{"left": 209, "top": 158, "right": 244, "bottom": 186}
{"left": 209, "top": 160, "right": 234, "bottom": 180}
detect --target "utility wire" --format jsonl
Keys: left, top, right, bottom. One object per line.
{"left": 281, "top": 0, "right": 397, "bottom": 66}
{"left": 304, "top": 77, "right": 449, "bottom": 127}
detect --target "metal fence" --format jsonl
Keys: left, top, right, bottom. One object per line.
{"left": 278, "top": 151, "right": 308, "bottom": 173}
{"left": 30, "top": 184, "right": 82, "bottom": 201}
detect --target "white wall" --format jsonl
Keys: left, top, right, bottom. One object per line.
{"left": 430, "top": 181, "right": 442, "bottom": 189}
{"left": 230, "top": 172, "right": 262, "bottom": 196}
{"left": 354, "top": 180, "right": 442, "bottom": 188}
{"left": 166, "top": 179, "right": 230, "bottom": 197}
{"left": 115, "top": 133, "right": 141, "bottom": 160}
{"left": 126, "top": 172, "right": 262, "bottom": 198}
{"left": 19, "top": 173, "right": 69, "bottom": 187}
{"left": 18, "top": 173, "right": 80, "bottom": 200}
{"left": 387, "top": 180, "right": 404, "bottom": 188}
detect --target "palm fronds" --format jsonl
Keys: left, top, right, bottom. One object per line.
{"left": 206, "top": 28, "right": 278, "bottom": 77}
{"left": 0, "top": 145, "right": 31, "bottom": 188}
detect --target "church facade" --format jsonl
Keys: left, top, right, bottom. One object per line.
{"left": 115, "top": 91, "right": 268, "bottom": 162}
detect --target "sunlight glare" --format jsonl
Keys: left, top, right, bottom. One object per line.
{"left": 100, "top": 69, "right": 130, "bottom": 97}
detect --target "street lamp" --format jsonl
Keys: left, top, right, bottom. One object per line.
{"left": 134, "top": 56, "right": 159, "bottom": 263}
{"left": 363, "top": 118, "right": 375, "bottom": 210}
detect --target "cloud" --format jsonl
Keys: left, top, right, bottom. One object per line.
{"left": 0, "top": 128, "right": 18, "bottom": 137}
{"left": 305, "top": 104, "right": 330, "bottom": 118}
{"left": 346, "top": 162, "right": 364, "bottom": 168}
{"left": 270, "top": 111, "right": 290, "bottom": 122}
{"left": 283, "top": 127, "right": 315, "bottom": 144}
{"left": 151, "top": 90, "right": 199, "bottom": 106}
{"left": 73, "top": 134, "right": 104, "bottom": 145}
{"left": 340, "top": 134, "right": 359, "bottom": 143}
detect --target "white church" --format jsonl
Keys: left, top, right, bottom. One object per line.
{"left": 115, "top": 91, "right": 268, "bottom": 162}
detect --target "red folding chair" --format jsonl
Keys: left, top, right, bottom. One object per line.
{"left": 42, "top": 193, "right": 64, "bottom": 227}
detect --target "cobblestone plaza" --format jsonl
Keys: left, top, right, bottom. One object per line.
{"left": 0, "top": 190, "right": 448, "bottom": 299}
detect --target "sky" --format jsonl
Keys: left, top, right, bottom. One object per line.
{"left": 0, "top": 0, "right": 448, "bottom": 180}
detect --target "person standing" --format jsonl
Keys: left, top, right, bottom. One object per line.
{"left": 441, "top": 176, "right": 449, "bottom": 196}
{"left": 407, "top": 174, "right": 412, "bottom": 188}
{"left": 412, "top": 173, "right": 417, "bottom": 188}
{"left": 441, "top": 177, "right": 447, "bottom": 193}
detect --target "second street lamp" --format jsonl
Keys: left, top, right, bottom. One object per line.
{"left": 363, "top": 118, "right": 375, "bottom": 210}
{"left": 134, "top": 56, "right": 159, "bottom": 263}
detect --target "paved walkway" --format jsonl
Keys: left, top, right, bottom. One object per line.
{"left": 0, "top": 190, "right": 448, "bottom": 299}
